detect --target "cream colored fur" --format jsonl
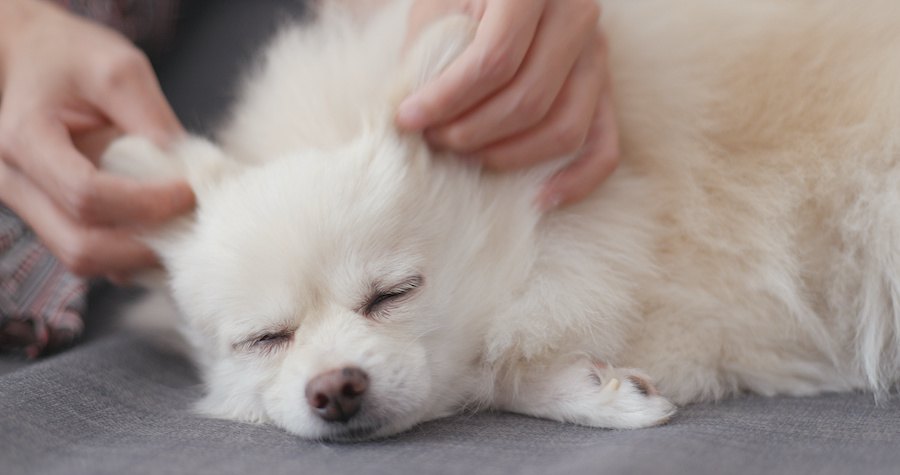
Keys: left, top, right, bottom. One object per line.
{"left": 103, "top": 0, "right": 900, "bottom": 439}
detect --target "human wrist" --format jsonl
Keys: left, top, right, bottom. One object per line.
{"left": 0, "top": 1, "right": 65, "bottom": 89}
{"left": 0, "top": 0, "right": 38, "bottom": 84}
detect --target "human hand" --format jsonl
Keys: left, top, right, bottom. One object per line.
{"left": 397, "top": 0, "right": 620, "bottom": 211}
{"left": 0, "top": 0, "right": 194, "bottom": 281}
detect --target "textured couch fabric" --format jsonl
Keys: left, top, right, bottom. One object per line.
{"left": 3, "top": 1, "right": 900, "bottom": 474}
{"left": 1, "top": 287, "right": 899, "bottom": 475}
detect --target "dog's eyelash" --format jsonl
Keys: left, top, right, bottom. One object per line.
{"left": 238, "top": 329, "right": 295, "bottom": 356}
{"left": 361, "top": 275, "right": 423, "bottom": 317}
{"left": 364, "top": 292, "right": 403, "bottom": 315}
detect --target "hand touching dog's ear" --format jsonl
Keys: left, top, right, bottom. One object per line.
{"left": 397, "top": 0, "right": 618, "bottom": 211}
{"left": 101, "top": 135, "right": 242, "bottom": 269}
{"left": 397, "top": 14, "right": 478, "bottom": 99}
{"left": 393, "top": 14, "right": 477, "bottom": 113}
{"left": 102, "top": 136, "right": 240, "bottom": 198}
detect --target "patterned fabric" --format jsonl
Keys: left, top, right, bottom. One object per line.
{"left": 0, "top": 206, "right": 87, "bottom": 358}
{"left": 0, "top": 2, "right": 180, "bottom": 357}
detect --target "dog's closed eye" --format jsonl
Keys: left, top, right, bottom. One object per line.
{"left": 235, "top": 329, "right": 295, "bottom": 356}
{"left": 360, "top": 275, "right": 423, "bottom": 318}
{"left": 254, "top": 330, "right": 294, "bottom": 346}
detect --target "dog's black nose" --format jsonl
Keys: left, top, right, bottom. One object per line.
{"left": 305, "top": 367, "right": 369, "bottom": 423}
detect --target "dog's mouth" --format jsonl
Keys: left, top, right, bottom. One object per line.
{"left": 322, "top": 423, "right": 386, "bottom": 442}
{"left": 316, "top": 411, "right": 417, "bottom": 442}
{"left": 307, "top": 407, "right": 395, "bottom": 442}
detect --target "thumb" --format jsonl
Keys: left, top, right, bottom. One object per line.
{"left": 93, "top": 53, "right": 184, "bottom": 147}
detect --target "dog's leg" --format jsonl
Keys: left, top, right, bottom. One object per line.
{"left": 492, "top": 354, "right": 676, "bottom": 429}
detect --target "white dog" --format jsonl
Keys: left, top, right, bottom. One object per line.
{"left": 104, "top": 0, "right": 900, "bottom": 440}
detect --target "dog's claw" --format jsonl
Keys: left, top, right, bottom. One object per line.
{"left": 606, "top": 378, "right": 621, "bottom": 391}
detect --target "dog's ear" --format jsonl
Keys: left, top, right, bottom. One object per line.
{"left": 392, "top": 13, "right": 477, "bottom": 107}
{"left": 101, "top": 135, "right": 242, "bottom": 275}
{"left": 102, "top": 135, "right": 241, "bottom": 197}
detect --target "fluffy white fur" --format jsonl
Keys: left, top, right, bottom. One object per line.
{"left": 103, "top": 0, "right": 900, "bottom": 439}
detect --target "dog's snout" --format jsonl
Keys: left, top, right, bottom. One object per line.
{"left": 305, "top": 367, "right": 369, "bottom": 423}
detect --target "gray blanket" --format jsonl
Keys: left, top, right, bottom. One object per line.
{"left": 2, "top": 287, "right": 899, "bottom": 475}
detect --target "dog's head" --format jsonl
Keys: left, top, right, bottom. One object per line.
{"left": 103, "top": 14, "right": 499, "bottom": 440}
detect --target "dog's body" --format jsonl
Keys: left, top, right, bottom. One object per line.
{"left": 105, "top": 0, "right": 900, "bottom": 439}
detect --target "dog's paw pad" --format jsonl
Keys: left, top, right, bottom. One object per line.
{"left": 625, "top": 375, "right": 657, "bottom": 396}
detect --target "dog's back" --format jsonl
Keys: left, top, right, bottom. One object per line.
{"left": 589, "top": 0, "right": 900, "bottom": 401}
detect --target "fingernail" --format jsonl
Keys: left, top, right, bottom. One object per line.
{"left": 396, "top": 99, "right": 428, "bottom": 130}
{"left": 173, "top": 184, "right": 197, "bottom": 211}
{"left": 538, "top": 192, "right": 564, "bottom": 213}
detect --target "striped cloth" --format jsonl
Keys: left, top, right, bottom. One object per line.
{"left": 0, "top": 206, "right": 87, "bottom": 358}
{"left": 0, "top": 1, "right": 180, "bottom": 358}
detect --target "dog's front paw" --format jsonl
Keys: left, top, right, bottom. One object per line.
{"left": 498, "top": 356, "right": 676, "bottom": 430}
{"left": 583, "top": 362, "right": 675, "bottom": 429}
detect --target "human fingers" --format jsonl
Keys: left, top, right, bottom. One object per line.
{"left": 84, "top": 46, "right": 184, "bottom": 145}
{"left": 396, "top": 0, "right": 544, "bottom": 131}
{"left": 448, "top": 25, "right": 605, "bottom": 168}
{"left": 0, "top": 160, "right": 160, "bottom": 277}
{"left": 427, "top": 0, "right": 601, "bottom": 153}
{"left": 1, "top": 115, "right": 194, "bottom": 227}
{"left": 70, "top": 125, "right": 122, "bottom": 164}
{"left": 537, "top": 85, "right": 620, "bottom": 211}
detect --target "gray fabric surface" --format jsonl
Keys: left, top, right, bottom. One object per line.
{"left": 1, "top": 287, "right": 899, "bottom": 475}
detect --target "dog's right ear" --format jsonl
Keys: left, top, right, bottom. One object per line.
{"left": 101, "top": 135, "right": 243, "bottom": 271}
